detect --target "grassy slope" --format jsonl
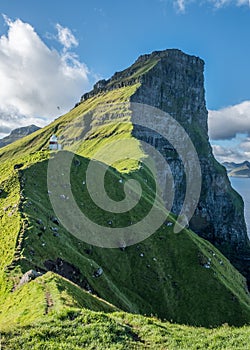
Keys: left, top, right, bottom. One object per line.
{"left": 0, "top": 272, "right": 117, "bottom": 330}
{"left": 0, "top": 82, "right": 250, "bottom": 346}
{"left": 5, "top": 152, "right": 249, "bottom": 327}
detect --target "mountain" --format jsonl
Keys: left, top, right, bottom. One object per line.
{"left": 223, "top": 161, "right": 250, "bottom": 178}
{"left": 78, "top": 49, "right": 250, "bottom": 285}
{"left": 0, "top": 49, "right": 250, "bottom": 347}
{"left": 0, "top": 124, "right": 40, "bottom": 148}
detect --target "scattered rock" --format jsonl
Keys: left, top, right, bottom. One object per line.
{"left": 93, "top": 267, "right": 103, "bottom": 278}
{"left": 166, "top": 222, "right": 173, "bottom": 227}
{"left": 50, "top": 216, "right": 60, "bottom": 225}
{"left": 74, "top": 159, "right": 81, "bottom": 167}
{"left": 18, "top": 270, "right": 42, "bottom": 287}
{"left": 14, "top": 163, "right": 24, "bottom": 170}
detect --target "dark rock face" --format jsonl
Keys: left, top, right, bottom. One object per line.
{"left": 44, "top": 258, "right": 92, "bottom": 292}
{"left": 130, "top": 50, "right": 250, "bottom": 285}
{"left": 0, "top": 124, "right": 40, "bottom": 148}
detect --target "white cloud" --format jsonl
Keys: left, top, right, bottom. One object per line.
{"left": 56, "top": 23, "right": 78, "bottom": 50}
{"left": 209, "top": 101, "right": 250, "bottom": 162}
{"left": 212, "top": 144, "right": 247, "bottom": 163}
{"left": 208, "top": 101, "right": 250, "bottom": 140}
{"left": 174, "top": 0, "right": 250, "bottom": 13}
{"left": 240, "top": 138, "right": 250, "bottom": 152}
{"left": 175, "top": 0, "right": 186, "bottom": 12}
{"left": 0, "top": 16, "right": 90, "bottom": 138}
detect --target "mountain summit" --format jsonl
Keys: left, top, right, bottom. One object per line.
{"left": 1, "top": 49, "right": 250, "bottom": 337}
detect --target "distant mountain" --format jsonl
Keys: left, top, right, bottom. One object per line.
{"left": 0, "top": 125, "right": 40, "bottom": 148}
{"left": 223, "top": 161, "right": 250, "bottom": 178}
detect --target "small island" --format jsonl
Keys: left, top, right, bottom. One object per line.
{"left": 223, "top": 161, "right": 250, "bottom": 178}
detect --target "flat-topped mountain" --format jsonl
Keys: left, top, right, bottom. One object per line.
{"left": 0, "top": 124, "right": 40, "bottom": 148}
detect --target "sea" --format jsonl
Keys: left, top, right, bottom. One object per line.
{"left": 230, "top": 177, "right": 250, "bottom": 238}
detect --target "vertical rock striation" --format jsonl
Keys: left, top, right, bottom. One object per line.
{"left": 130, "top": 50, "right": 250, "bottom": 285}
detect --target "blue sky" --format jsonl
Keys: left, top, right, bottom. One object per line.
{"left": 0, "top": 0, "right": 250, "bottom": 161}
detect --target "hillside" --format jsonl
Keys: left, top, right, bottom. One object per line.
{"left": 2, "top": 309, "right": 250, "bottom": 349}
{"left": 0, "top": 49, "right": 250, "bottom": 347}
{"left": 0, "top": 124, "right": 40, "bottom": 148}
{"left": 223, "top": 161, "right": 250, "bottom": 178}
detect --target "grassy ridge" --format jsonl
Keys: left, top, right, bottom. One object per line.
{"left": 1, "top": 308, "right": 250, "bottom": 349}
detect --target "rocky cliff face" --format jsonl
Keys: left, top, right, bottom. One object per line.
{"left": 0, "top": 124, "right": 40, "bottom": 148}
{"left": 132, "top": 50, "right": 250, "bottom": 284}
{"left": 82, "top": 49, "right": 250, "bottom": 285}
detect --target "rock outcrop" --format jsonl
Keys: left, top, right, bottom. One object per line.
{"left": 81, "top": 49, "right": 250, "bottom": 285}
{"left": 0, "top": 124, "right": 40, "bottom": 148}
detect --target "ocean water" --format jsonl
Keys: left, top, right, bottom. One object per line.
{"left": 230, "top": 177, "right": 250, "bottom": 238}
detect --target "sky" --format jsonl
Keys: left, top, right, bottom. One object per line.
{"left": 0, "top": 0, "right": 250, "bottom": 162}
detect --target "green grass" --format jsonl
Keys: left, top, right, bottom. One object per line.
{"left": 0, "top": 272, "right": 117, "bottom": 330}
{"left": 1, "top": 308, "right": 250, "bottom": 349}
{"left": 0, "top": 76, "right": 250, "bottom": 347}
{"left": 1, "top": 149, "right": 250, "bottom": 328}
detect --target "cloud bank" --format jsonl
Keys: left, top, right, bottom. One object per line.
{"left": 211, "top": 144, "right": 249, "bottom": 163}
{"left": 208, "top": 101, "right": 250, "bottom": 140}
{"left": 0, "top": 16, "right": 90, "bottom": 138}
{"left": 208, "top": 101, "right": 250, "bottom": 163}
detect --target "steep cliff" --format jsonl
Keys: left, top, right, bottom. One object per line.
{"left": 80, "top": 49, "right": 250, "bottom": 285}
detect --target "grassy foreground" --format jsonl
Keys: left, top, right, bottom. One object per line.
{"left": 1, "top": 308, "right": 250, "bottom": 350}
